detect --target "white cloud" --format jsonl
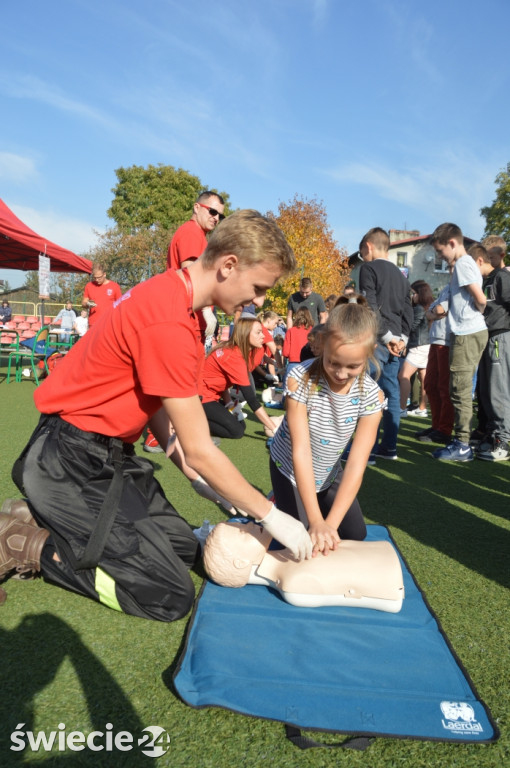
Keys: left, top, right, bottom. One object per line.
{"left": 382, "top": 2, "right": 442, "bottom": 85}
{"left": 0, "top": 73, "right": 117, "bottom": 129}
{"left": 0, "top": 152, "right": 38, "bottom": 183}
{"left": 10, "top": 204, "right": 101, "bottom": 254}
{"left": 325, "top": 150, "right": 498, "bottom": 239}
{"left": 312, "top": 0, "right": 329, "bottom": 29}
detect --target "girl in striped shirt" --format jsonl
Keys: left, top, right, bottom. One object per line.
{"left": 269, "top": 297, "right": 385, "bottom": 556}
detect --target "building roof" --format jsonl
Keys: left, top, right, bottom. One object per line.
{"left": 348, "top": 233, "right": 477, "bottom": 266}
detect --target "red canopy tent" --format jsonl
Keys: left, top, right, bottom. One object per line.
{"left": 0, "top": 198, "right": 92, "bottom": 274}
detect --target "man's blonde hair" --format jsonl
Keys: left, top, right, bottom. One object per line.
{"left": 482, "top": 235, "right": 507, "bottom": 256}
{"left": 202, "top": 209, "right": 296, "bottom": 277}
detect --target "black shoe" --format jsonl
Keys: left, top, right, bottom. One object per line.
{"left": 469, "top": 428, "right": 486, "bottom": 447}
{"left": 418, "top": 429, "right": 450, "bottom": 444}
{"left": 427, "top": 430, "right": 451, "bottom": 444}
{"left": 415, "top": 427, "right": 434, "bottom": 441}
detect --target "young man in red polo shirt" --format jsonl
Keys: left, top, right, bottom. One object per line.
{"left": 145, "top": 190, "right": 225, "bottom": 453}
{"left": 1, "top": 210, "right": 312, "bottom": 621}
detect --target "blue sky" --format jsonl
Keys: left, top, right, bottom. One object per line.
{"left": 1, "top": 0, "right": 509, "bottom": 288}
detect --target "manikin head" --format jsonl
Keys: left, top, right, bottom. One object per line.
{"left": 203, "top": 522, "right": 272, "bottom": 587}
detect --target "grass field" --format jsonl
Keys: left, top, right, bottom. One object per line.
{"left": 0, "top": 375, "right": 508, "bottom": 767}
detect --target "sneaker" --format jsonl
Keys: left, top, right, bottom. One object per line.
{"left": 476, "top": 435, "right": 493, "bottom": 454}
{"left": 143, "top": 434, "right": 164, "bottom": 453}
{"left": 375, "top": 446, "right": 398, "bottom": 460}
{"left": 415, "top": 427, "right": 434, "bottom": 440}
{"left": 477, "top": 436, "right": 510, "bottom": 462}
{"left": 432, "top": 439, "right": 473, "bottom": 462}
{"left": 407, "top": 408, "right": 428, "bottom": 418}
{"left": 427, "top": 430, "right": 451, "bottom": 444}
{"left": 416, "top": 428, "right": 450, "bottom": 444}
{"left": 367, "top": 454, "right": 376, "bottom": 466}
{"left": 400, "top": 409, "right": 408, "bottom": 417}
{"left": 469, "top": 428, "right": 486, "bottom": 447}
{"left": 211, "top": 436, "right": 221, "bottom": 447}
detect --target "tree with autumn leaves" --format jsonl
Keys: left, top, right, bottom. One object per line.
{"left": 265, "top": 195, "right": 350, "bottom": 315}
{"left": 38, "top": 173, "right": 349, "bottom": 312}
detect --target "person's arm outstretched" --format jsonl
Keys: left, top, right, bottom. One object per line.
{"left": 150, "top": 398, "right": 312, "bottom": 561}
{"left": 325, "top": 406, "right": 382, "bottom": 530}
{"left": 286, "top": 390, "right": 339, "bottom": 557}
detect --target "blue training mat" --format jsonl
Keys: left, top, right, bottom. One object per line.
{"left": 172, "top": 525, "right": 498, "bottom": 744}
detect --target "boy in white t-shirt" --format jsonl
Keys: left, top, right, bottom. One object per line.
{"left": 73, "top": 309, "right": 89, "bottom": 337}
{"left": 430, "top": 223, "right": 488, "bottom": 462}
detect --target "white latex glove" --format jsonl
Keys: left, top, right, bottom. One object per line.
{"left": 260, "top": 505, "right": 312, "bottom": 560}
{"left": 201, "top": 306, "right": 217, "bottom": 338}
{"left": 191, "top": 476, "right": 237, "bottom": 516}
{"left": 263, "top": 415, "right": 284, "bottom": 438}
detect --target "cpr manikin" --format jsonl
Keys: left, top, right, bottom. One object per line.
{"left": 203, "top": 521, "right": 405, "bottom": 613}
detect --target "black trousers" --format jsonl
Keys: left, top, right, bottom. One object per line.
{"left": 20, "top": 416, "right": 198, "bottom": 621}
{"left": 202, "top": 401, "right": 246, "bottom": 438}
{"left": 269, "top": 459, "right": 367, "bottom": 540}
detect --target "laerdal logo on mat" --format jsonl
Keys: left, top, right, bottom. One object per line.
{"left": 440, "top": 701, "right": 483, "bottom": 733}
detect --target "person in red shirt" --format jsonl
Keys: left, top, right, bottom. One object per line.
{"left": 1, "top": 210, "right": 312, "bottom": 621}
{"left": 82, "top": 263, "right": 122, "bottom": 328}
{"left": 167, "top": 190, "right": 225, "bottom": 271}
{"left": 144, "top": 191, "right": 225, "bottom": 453}
{"left": 251, "top": 310, "right": 280, "bottom": 387}
{"left": 201, "top": 317, "right": 282, "bottom": 439}
{"left": 283, "top": 307, "right": 313, "bottom": 362}
{"left": 282, "top": 307, "right": 314, "bottom": 392}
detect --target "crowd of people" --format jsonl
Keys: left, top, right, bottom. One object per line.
{"left": 0, "top": 199, "right": 508, "bottom": 619}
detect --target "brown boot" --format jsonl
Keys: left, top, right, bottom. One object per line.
{"left": 0, "top": 513, "right": 49, "bottom": 582}
{"left": 1, "top": 499, "right": 38, "bottom": 527}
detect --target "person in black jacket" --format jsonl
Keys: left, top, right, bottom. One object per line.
{"left": 473, "top": 244, "right": 510, "bottom": 461}
{"left": 359, "top": 227, "right": 413, "bottom": 461}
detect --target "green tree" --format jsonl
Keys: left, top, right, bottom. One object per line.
{"left": 265, "top": 195, "right": 350, "bottom": 315}
{"left": 481, "top": 162, "right": 510, "bottom": 254}
{"left": 22, "top": 271, "right": 39, "bottom": 293}
{"left": 108, "top": 163, "right": 231, "bottom": 232}
{"left": 83, "top": 225, "right": 170, "bottom": 289}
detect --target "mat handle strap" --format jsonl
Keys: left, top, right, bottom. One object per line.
{"left": 285, "top": 725, "right": 373, "bottom": 751}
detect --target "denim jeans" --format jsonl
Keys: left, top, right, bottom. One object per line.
{"left": 370, "top": 343, "right": 401, "bottom": 452}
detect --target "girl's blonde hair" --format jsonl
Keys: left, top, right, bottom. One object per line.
{"left": 208, "top": 317, "right": 261, "bottom": 368}
{"left": 304, "top": 295, "right": 378, "bottom": 389}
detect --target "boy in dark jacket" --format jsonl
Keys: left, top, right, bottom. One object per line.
{"left": 359, "top": 227, "right": 413, "bottom": 460}
{"left": 474, "top": 244, "right": 510, "bottom": 461}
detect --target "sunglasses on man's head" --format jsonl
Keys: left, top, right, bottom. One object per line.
{"left": 197, "top": 202, "right": 225, "bottom": 221}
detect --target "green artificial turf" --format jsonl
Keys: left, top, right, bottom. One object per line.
{"left": 0, "top": 375, "right": 508, "bottom": 767}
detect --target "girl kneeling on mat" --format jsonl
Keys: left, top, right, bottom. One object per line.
{"left": 269, "top": 297, "right": 385, "bottom": 556}
{"left": 200, "top": 317, "right": 281, "bottom": 439}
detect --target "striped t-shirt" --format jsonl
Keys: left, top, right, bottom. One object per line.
{"left": 270, "top": 359, "right": 383, "bottom": 491}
